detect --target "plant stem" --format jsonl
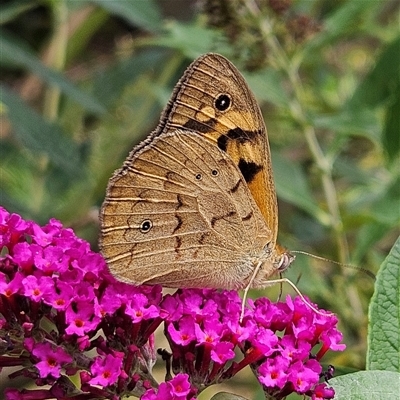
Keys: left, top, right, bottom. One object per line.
{"left": 43, "top": 0, "right": 69, "bottom": 121}
{"left": 245, "top": 0, "right": 349, "bottom": 264}
{"left": 244, "top": 0, "right": 365, "bottom": 318}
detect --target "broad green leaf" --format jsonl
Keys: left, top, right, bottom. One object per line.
{"left": 91, "top": 0, "right": 162, "bottom": 33}
{"left": 1, "top": 86, "right": 83, "bottom": 177}
{"left": 331, "top": 370, "right": 400, "bottom": 399}
{"left": 0, "top": 30, "right": 105, "bottom": 114}
{"left": 367, "top": 235, "right": 400, "bottom": 371}
{"left": 272, "top": 152, "right": 329, "bottom": 224}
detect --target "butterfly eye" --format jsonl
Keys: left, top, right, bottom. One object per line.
{"left": 277, "top": 253, "right": 293, "bottom": 272}
{"left": 195, "top": 173, "right": 202, "bottom": 180}
{"left": 215, "top": 94, "right": 231, "bottom": 111}
{"left": 139, "top": 219, "right": 152, "bottom": 233}
{"left": 211, "top": 169, "right": 219, "bottom": 176}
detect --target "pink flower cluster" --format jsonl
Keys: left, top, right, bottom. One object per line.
{"left": 0, "top": 207, "right": 163, "bottom": 399}
{"left": 161, "top": 289, "right": 342, "bottom": 399}
{"left": 0, "top": 207, "right": 344, "bottom": 399}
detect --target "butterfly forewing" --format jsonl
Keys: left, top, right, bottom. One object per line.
{"left": 153, "top": 53, "right": 279, "bottom": 245}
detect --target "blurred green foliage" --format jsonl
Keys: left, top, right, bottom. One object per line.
{"left": 1, "top": 0, "right": 399, "bottom": 398}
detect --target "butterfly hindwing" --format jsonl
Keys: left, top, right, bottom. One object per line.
{"left": 100, "top": 130, "right": 273, "bottom": 289}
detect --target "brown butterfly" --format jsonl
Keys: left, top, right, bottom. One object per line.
{"left": 99, "top": 53, "right": 294, "bottom": 292}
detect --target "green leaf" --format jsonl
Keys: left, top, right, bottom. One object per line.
{"left": 1, "top": 86, "right": 83, "bottom": 177}
{"left": 304, "top": 1, "right": 380, "bottom": 55}
{"left": 210, "top": 393, "right": 249, "bottom": 400}
{"left": 331, "top": 370, "right": 400, "bottom": 399}
{"left": 0, "top": 29, "right": 105, "bottom": 114}
{"left": 91, "top": 0, "right": 162, "bottom": 33}
{"left": 367, "top": 235, "right": 400, "bottom": 371}
{"left": 272, "top": 152, "right": 329, "bottom": 225}
{"left": 0, "top": 142, "right": 31, "bottom": 217}
{"left": 349, "top": 36, "right": 400, "bottom": 109}
{"left": 312, "top": 109, "right": 381, "bottom": 142}
{"left": 244, "top": 69, "right": 289, "bottom": 107}
{"left": 92, "top": 49, "right": 166, "bottom": 109}
{"left": 66, "top": 7, "right": 109, "bottom": 62}
{"left": 147, "top": 22, "right": 227, "bottom": 59}
{"left": 352, "top": 222, "right": 390, "bottom": 264}
{"left": 0, "top": 0, "right": 37, "bottom": 24}
{"left": 382, "top": 87, "right": 400, "bottom": 162}
{"left": 368, "top": 179, "right": 400, "bottom": 226}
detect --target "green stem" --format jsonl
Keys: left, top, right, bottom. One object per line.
{"left": 246, "top": 0, "right": 349, "bottom": 263}
{"left": 244, "top": 1, "right": 365, "bottom": 318}
{"left": 43, "top": 0, "right": 68, "bottom": 121}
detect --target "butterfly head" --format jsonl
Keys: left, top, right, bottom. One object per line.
{"left": 249, "top": 243, "right": 295, "bottom": 289}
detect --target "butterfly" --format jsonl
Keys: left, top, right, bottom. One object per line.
{"left": 99, "top": 53, "right": 294, "bottom": 293}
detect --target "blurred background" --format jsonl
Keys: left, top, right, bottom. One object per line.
{"left": 1, "top": 0, "right": 399, "bottom": 398}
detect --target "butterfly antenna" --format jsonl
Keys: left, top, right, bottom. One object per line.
{"left": 240, "top": 261, "right": 263, "bottom": 323}
{"left": 291, "top": 250, "right": 376, "bottom": 280}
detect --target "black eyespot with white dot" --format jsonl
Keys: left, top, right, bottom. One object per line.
{"left": 195, "top": 173, "right": 202, "bottom": 180}
{"left": 139, "top": 219, "right": 152, "bottom": 233}
{"left": 215, "top": 94, "right": 231, "bottom": 112}
{"left": 211, "top": 169, "right": 219, "bottom": 176}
